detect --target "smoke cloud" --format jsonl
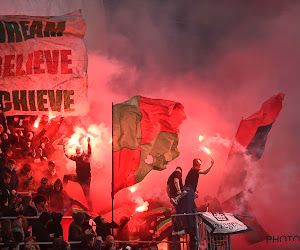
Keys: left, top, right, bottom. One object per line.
{"left": 1, "top": 0, "right": 300, "bottom": 249}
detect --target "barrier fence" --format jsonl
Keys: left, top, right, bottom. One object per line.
{"left": 172, "top": 212, "right": 232, "bottom": 250}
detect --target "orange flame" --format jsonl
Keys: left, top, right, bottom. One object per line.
{"left": 199, "top": 135, "right": 204, "bottom": 142}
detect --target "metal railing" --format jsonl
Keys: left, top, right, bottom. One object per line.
{"left": 171, "top": 212, "right": 231, "bottom": 250}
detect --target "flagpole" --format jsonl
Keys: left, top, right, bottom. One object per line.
{"left": 111, "top": 102, "right": 114, "bottom": 235}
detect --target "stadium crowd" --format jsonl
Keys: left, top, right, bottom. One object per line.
{"left": 0, "top": 114, "right": 123, "bottom": 250}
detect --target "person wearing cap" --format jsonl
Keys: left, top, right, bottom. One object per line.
{"left": 63, "top": 137, "right": 93, "bottom": 211}
{"left": 37, "top": 177, "right": 53, "bottom": 200}
{"left": 42, "top": 160, "right": 58, "bottom": 185}
{"left": 182, "top": 158, "right": 214, "bottom": 250}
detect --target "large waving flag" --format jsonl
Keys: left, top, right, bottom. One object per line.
{"left": 217, "top": 93, "right": 284, "bottom": 244}
{"left": 113, "top": 96, "right": 186, "bottom": 194}
{"left": 218, "top": 93, "right": 284, "bottom": 202}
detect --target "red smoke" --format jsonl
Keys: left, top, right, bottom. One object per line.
{"left": 1, "top": 1, "right": 300, "bottom": 249}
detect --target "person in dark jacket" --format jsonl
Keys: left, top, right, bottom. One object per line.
{"left": 32, "top": 212, "right": 54, "bottom": 242}
{"left": 47, "top": 212, "right": 64, "bottom": 239}
{"left": 0, "top": 172, "right": 12, "bottom": 209}
{"left": 63, "top": 137, "right": 93, "bottom": 210}
{"left": 11, "top": 219, "right": 25, "bottom": 242}
{"left": 0, "top": 159, "right": 19, "bottom": 195}
{"left": 68, "top": 212, "right": 92, "bottom": 241}
{"left": 37, "top": 177, "right": 52, "bottom": 200}
{"left": 79, "top": 234, "right": 103, "bottom": 250}
{"left": 94, "top": 216, "right": 119, "bottom": 240}
{"left": 20, "top": 195, "right": 37, "bottom": 216}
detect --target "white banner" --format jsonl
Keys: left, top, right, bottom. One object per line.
{"left": 201, "top": 212, "right": 249, "bottom": 235}
{"left": 0, "top": 10, "right": 88, "bottom": 116}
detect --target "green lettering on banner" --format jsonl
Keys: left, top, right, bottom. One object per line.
{"left": 28, "top": 90, "right": 37, "bottom": 111}
{"left": 19, "top": 21, "right": 31, "bottom": 40}
{"left": 44, "top": 21, "right": 66, "bottom": 37}
{"left": 5, "top": 21, "right": 22, "bottom": 43}
{"left": 63, "top": 90, "right": 75, "bottom": 112}
{"left": 30, "top": 21, "right": 43, "bottom": 39}
{"left": 0, "top": 91, "right": 12, "bottom": 112}
{"left": 12, "top": 90, "right": 28, "bottom": 111}
{"left": 37, "top": 90, "right": 48, "bottom": 111}
{"left": 0, "top": 21, "right": 5, "bottom": 43}
{"left": 48, "top": 90, "right": 62, "bottom": 111}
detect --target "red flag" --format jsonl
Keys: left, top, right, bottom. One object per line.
{"left": 218, "top": 93, "right": 284, "bottom": 202}
{"left": 217, "top": 93, "right": 284, "bottom": 244}
{"left": 113, "top": 96, "right": 186, "bottom": 194}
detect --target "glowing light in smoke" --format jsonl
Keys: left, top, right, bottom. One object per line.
{"left": 109, "top": 138, "right": 112, "bottom": 143}
{"left": 34, "top": 117, "right": 40, "bottom": 128}
{"left": 199, "top": 135, "right": 204, "bottom": 142}
{"left": 135, "top": 202, "right": 149, "bottom": 212}
{"left": 202, "top": 146, "right": 211, "bottom": 154}
{"left": 128, "top": 186, "right": 137, "bottom": 193}
{"left": 48, "top": 111, "right": 56, "bottom": 120}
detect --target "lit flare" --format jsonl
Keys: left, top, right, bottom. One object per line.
{"left": 202, "top": 146, "right": 211, "bottom": 155}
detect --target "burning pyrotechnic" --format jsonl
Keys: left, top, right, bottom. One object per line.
{"left": 48, "top": 111, "right": 56, "bottom": 120}
{"left": 128, "top": 186, "right": 137, "bottom": 193}
{"left": 202, "top": 146, "right": 211, "bottom": 155}
{"left": 135, "top": 201, "right": 149, "bottom": 212}
{"left": 34, "top": 116, "right": 41, "bottom": 128}
{"left": 199, "top": 135, "right": 204, "bottom": 142}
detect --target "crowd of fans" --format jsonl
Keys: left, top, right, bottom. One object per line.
{"left": 0, "top": 115, "right": 160, "bottom": 250}
{"left": 0, "top": 115, "right": 123, "bottom": 249}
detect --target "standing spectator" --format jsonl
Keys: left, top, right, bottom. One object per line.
{"left": 16, "top": 215, "right": 31, "bottom": 238}
{"left": 0, "top": 148, "right": 13, "bottom": 167}
{"left": 11, "top": 219, "right": 25, "bottom": 242}
{"left": 0, "top": 159, "right": 19, "bottom": 194}
{"left": 36, "top": 137, "right": 50, "bottom": 162}
{"left": 46, "top": 212, "right": 64, "bottom": 239}
{"left": 0, "top": 173, "right": 12, "bottom": 209}
{"left": 32, "top": 212, "right": 54, "bottom": 242}
{"left": 0, "top": 219, "right": 14, "bottom": 243}
{"left": 42, "top": 161, "right": 58, "bottom": 185}
{"left": 166, "top": 166, "right": 185, "bottom": 235}
{"left": 94, "top": 216, "right": 119, "bottom": 240}
{"left": 32, "top": 195, "right": 48, "bottom": 216}
{"left": 183, "top": 158, "right": 214, "bottom": 250}
{"left": 81, "top": 213, "right": 95, "bottom": 235}
{"left": 20, "top": 196, "right": 37, "bottom": 216}
{"left": 3, "top": 195, "right": 21, "bottom": 216}
{"left": 18, "top": 163, "right": 36, "bottom": 192}
{"left": 68, "top": 212, "right": 92, "bottom": 241}
{"left": 0, "top": 132, "right": 12, "bottom": 152}
{"left": 37, "top": 178, "right": 52, "bottom": 200}
{"left": 49, "top": 179, "right": 70, "bottom": 213}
